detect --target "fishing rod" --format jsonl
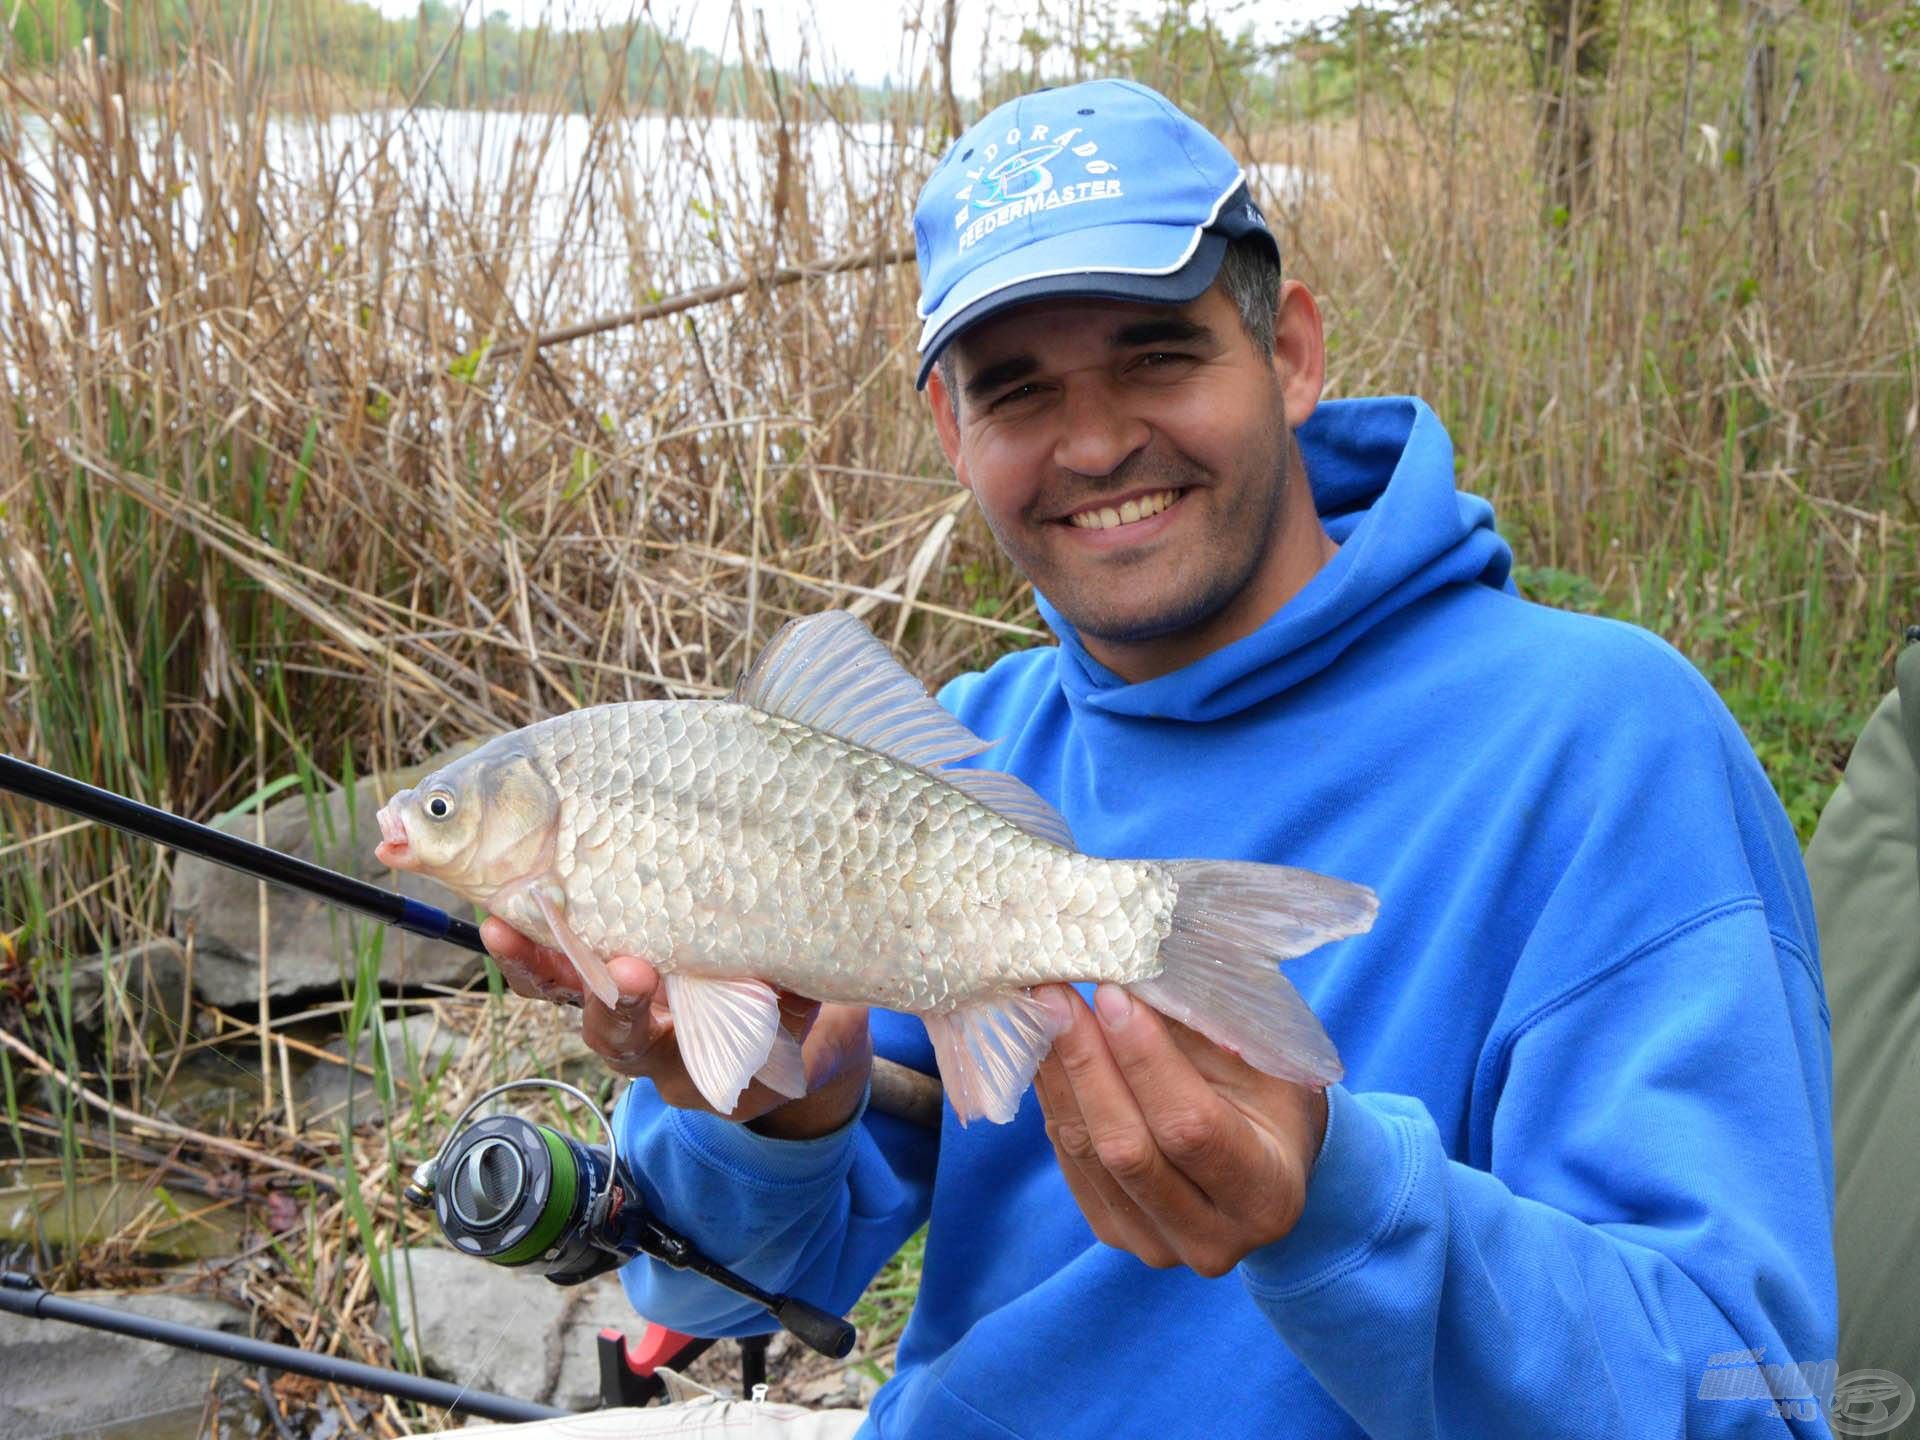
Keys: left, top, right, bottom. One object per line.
{"left": 0, "top": 1270, "right": 569, "bottom": 1423}
{"left": 0, "top": 754, "right": 944, "bottom": 1128}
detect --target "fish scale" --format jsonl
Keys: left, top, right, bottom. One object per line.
{"left": 498, "top": 701, "right": 1171, "bottom": 1013}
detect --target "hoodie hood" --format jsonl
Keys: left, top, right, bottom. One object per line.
{"left": 1038, "top": 395, "right": 1512, "bottom": 723}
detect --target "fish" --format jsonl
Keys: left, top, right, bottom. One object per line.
{"left": 373, "top": 611, "right": 1377, "bottom": 1124}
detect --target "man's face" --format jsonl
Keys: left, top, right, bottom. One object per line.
{"left": 928, "top": 282, "right": 1324, "bottom": 668}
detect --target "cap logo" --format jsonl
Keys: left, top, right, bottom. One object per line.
{"left": 949, "top": 122, "right": 1122, "bottom": 253}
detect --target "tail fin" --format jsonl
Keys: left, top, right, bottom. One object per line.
{"left": 1128, "top": 860, "right": 1377, "bottom": 1087}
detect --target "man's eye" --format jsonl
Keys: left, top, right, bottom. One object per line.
{"left": 990, "top": 383, "right": 1042, "bottom": 409}
{"left": 1134, "top": 351, "right": 1193, "bottom": 369}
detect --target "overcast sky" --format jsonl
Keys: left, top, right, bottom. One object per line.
{"left": 365, "top": 0, "right": 1346, "bottom": 89}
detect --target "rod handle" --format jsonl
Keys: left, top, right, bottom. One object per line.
{"left": 770, "top": 1296, "right": 856, "bottom": 1359}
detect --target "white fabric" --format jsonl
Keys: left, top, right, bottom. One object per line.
{"left": 453, "top": 1367, "right": 867, "bottom": 1439}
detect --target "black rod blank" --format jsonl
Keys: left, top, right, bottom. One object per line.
{"left": 0, "top": 1272, "right": 569, "bottom": 1422}
{"left": 0, "top": 754, "right": 483, "bottom": 952}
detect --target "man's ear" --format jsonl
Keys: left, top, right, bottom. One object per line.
{"left": 925, "top": 363, "right": 971, "bottom": 491}
{"left": 1271, "top": 279, "right": 1326, "bottom": 432}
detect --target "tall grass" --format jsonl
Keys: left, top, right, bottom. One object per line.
{"left": 0, "top": 0, "right": 1913, "bottom": 1424}
{"left": 1247, "top": 6, "right": 1917, "bottom": 828}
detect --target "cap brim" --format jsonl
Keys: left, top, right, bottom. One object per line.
{"left": 915, "top": 227, "right": 1227, "bottom": 390}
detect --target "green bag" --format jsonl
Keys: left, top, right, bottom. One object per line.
{"left": 1808, "top": 628, "right": 1920, "bottom": 1402}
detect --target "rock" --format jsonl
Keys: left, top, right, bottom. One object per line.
{"left": 777, "top": 1351, "right": 882, "bottom": 1411}
{"left": 171, "top": 752, "right": 481, "bottom": 1007}
{"left": 0, "top": 1286, "right": 251, "bottom": 1440}
{"left": 57, "top": 937, "right": 192, "bottom": 1032}
{"left": 298, "top": 1013, "right": 473, "bottom": 1123}
{"left": 382, "top": 1246, "right": 650, "bottom": 1411}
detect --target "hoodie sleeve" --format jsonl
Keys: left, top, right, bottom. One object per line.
{"left": 612, "top": 1012, "right": 938, "bottom": 1337}
{"left": 1240, "top": 892, "right": 1837, "bottom": 1437}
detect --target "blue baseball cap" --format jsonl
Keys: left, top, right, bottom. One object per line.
{"left": 913, "top": 78, "right": 1277, "bottom": 389}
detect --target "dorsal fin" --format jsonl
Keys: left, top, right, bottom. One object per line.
{"left": 938, "top": 766, "right": 1075, "bottom": 849}
{"left": 734, "top": 611, "right": 1075, "bottom": 850}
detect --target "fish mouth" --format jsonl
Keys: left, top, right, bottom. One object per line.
{"left": 374, "top": 801, "right": 412, "bottom": 868}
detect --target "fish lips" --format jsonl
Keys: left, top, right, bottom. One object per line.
{"left": 374, "top": 797, "right": 414, "bottom": 868}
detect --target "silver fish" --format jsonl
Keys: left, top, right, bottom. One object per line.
{"left": 374, "top": 612, "right": 1376, "bottom": 1124}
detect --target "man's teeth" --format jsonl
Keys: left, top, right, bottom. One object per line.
{"left": 1067, "top": 489, "right": 1180, "bottom": 530}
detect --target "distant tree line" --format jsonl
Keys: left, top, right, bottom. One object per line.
{"left": 7, "top": 0, "right": 1914, "bottom": 222}
{"left": 1, "top": 0, "right": 766, "bottom": 111}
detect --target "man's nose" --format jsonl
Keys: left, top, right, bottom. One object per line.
{"left": 1050, "top": 381, "right": 1150, "bottom": 478}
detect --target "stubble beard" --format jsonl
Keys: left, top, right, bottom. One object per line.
{"left": 999, "top": 413, "right": 1295, "bottom": 650}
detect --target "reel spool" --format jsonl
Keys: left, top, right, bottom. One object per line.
{"left": 405, "top": 1079, "right": 855, "bottom": 1357}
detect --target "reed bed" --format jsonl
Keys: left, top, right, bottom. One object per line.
{"left": 0, "top": 0, "right": 1914, "bottom": 1431}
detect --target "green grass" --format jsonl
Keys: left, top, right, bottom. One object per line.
{"left": 848, "top": 1226, "right": 927, "bottom": 1383}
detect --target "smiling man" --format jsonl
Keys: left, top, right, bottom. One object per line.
{"left": 932, "top": 286, "right": 1335, "bottom": 680}
{"left": 481, "top": 80, "right": 1837, "bottom": 1438}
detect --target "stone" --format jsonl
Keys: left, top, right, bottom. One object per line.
{"left": 57, "top": 937, "right": 192, "bottom": 1033}
{"left": 382, "top": 1250, "right": 871, "bottom": 1416}
{"left": 298, "top": 1013, "right": 473, "bottom": 1124}
{"left": 381, "top": 1246, "right": 651, "bottom": 1412}
{"left": 0, "top": 1286, "right": 251, "bottom": 1440}
{"left": 170, "top": 752, "right": 482, "bottom": 1007}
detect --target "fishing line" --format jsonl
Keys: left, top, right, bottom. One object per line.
{"left": 438, "top": 1299, "right": 528, "bottom": 1427}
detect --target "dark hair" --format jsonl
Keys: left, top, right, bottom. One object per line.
{"left": 1217, "top": 232, "right": 1281, "bottom": 359}
{"left": 936, "top": 233, "right": 1282, "bottom": 410}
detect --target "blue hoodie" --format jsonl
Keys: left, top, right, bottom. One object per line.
{"left": 612, "top": 397, "right": 1837, "bottom": 1438}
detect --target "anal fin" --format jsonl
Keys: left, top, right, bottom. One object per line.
{"left": 662, "top": 972, "right": 783, "bottom": 1114}
{"left": 922, "top": 990, "right": 1069, "bottom": 1126}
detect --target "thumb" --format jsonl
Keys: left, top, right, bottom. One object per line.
{"left": 604, "top": 953, "right": 660, "bottom": 1011}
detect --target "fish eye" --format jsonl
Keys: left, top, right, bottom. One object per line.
{"left": 424, "top": 792, "right": 454, "bottom": 820}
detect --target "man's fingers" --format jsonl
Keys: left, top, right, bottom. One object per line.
{"left": 480, "top": 917, "right": 581, "bottom": 1001}
{"left": 1032, "top": 997, "right": 1132, "bottom": 1227}
{"left": 1055, "top": 987, "right": 1212, "bottom": 1215}
{"left": 479, "top": 916, "right": 539, "bottom": 967}
{"left": 1034, "top": 987, "right": 1190, "bottom": 1266}
{"left": 581, "top": 954, "right": 668, "bottom": 1070}
{"left": 1036, "top": 1058, "right": 1178, "bottom": 1264}
{"left": 1088, "top": 986, "right": 1258, "bottom": 1206}
{"left": 775, "top": 988, "right": 824, "bottom": 1045}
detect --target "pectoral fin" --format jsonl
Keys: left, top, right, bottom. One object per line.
{"left": 755, "top": 1026, "right": 808, "bottom": 1100}
{"left": 662, "top": 972, "right": 784, "bottom": 1114}
{"left": 530, "top": 889, "right": 621, "bottom": 1010}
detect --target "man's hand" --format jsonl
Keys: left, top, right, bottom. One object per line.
{"left": 479, "top": 918, "right": 872, "bottom": 1140}
{"left": 1032, "top": 983, "right": 1328, "bottom": 1278}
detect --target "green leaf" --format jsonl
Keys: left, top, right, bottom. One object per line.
{"left": 337, "top": 1135, "right": 410, "bottom": 1368}
{"left": 211, "top": 773, "right": 302, "bottom": 829}
{"left": 563, "top": 446, "right": 600, "bottom": 500}
{"left": 447, "top": 338, "right": 494, "bottom": 385}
